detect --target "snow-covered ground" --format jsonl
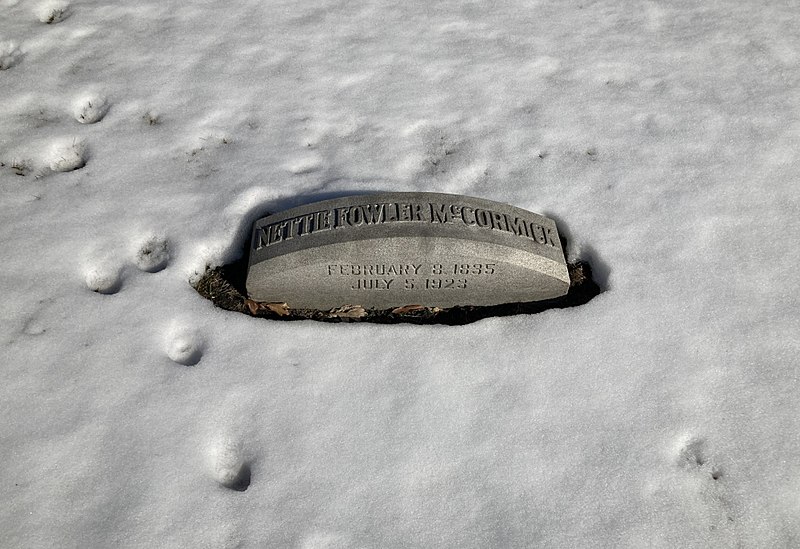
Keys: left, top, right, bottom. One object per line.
{"left": 2, "top": 0, "right": 799, "bottom": 547}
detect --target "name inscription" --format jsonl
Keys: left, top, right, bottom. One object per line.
{"left": 246, "top": 192, "right": 570, "bottom": 309}
{"left": 254, "top": 201, "right": 558, "bottom": 250}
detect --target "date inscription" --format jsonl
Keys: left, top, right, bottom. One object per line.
{"left": 247, "top": 192, "right": 571, "bottom": 308}
{"left": 326, "top": 263, "right": 496, "bottom": 291}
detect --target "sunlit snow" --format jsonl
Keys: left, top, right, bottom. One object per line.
{"left": 1, "top": 1, "right": 799, "bottom": 547}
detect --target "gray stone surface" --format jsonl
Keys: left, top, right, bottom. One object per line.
{"left": 246, "top": 192, "right": 570, "bottom": 309}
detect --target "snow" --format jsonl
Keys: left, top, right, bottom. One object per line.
{"left": 1, "top": 0, "right": 799, "bottom": 547}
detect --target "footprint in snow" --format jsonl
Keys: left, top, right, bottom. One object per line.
{"left": 673, "top": 434, "right": 735, "bottom": 531}
{"left": 35, "top": 1, "right": 70, "bottom": 24}
{"left": 134, "top": 235, "right": 169, "bottom": 273}
{"left": 676, "top": 435, "right": 724, "bottom": 481}
{"left": 47, "top": 138, "right": 87, "bottom": 172}
{"left": 165, "top": 323, "right": 203, "bottom": 366}
{"left": 142, "top": 111, "right": 160, "bottom": 126}
{"left": 73, "top": 94, "right": 109, "bottom": 124}
{"left": 22, "top": 315, "right": 47, "bottom": 336}
{"left": 209, "top": 437, "right": 251, "bottom": 491}
{"left": 0, "top": 41, "right": 22, "bottom": 70}
{"left": 84, "top": 263, "right": 122, "bottom": 294}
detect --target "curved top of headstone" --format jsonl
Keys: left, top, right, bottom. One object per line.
{"left": 246, "top": 192, "right": 570, "bottom": 309}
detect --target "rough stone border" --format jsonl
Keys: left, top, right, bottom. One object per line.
{"left": 193, "top": 256, "right": 601, "bottom": 325}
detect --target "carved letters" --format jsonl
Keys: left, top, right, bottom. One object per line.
{"left": 246, "top": 192, "right": 570, "bottom": 309}
{"left": 254, "top": 201, "right": 558, "bottom": 250}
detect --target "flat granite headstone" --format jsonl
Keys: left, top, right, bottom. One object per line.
{"left": 246, "top": 192, "right": 570, "bottom": 309}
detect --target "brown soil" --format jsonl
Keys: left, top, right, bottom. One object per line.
{"left": 193, "top": 256, "right": 602, "bottom": 325}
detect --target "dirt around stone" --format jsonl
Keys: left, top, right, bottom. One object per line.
{"left": 193, "top": 257, "right": 601, "bottom": 325}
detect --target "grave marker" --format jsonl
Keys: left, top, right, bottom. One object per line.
{"left": 246, "top": 192, "right": 570, "bottom": 309}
